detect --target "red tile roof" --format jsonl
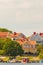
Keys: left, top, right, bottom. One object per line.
{"left": 0, "top": 32, "right": 9, "bottom": 38}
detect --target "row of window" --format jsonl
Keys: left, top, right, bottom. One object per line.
{"left": 23, "top": 45, "right": 35, "bottom": 48}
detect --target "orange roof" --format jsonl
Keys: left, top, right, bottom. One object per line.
{"left": 16, "top": 40, "right": 24, "bottom": 45}
{"left": 0, "top": 32, "right": 9, "bottom": 35}
{"left": 9, "top": 33, "right": 22, "bottom": 38}
{"left": 0, "top": 32, "right": 9, "bottom": 38}
{"left": 9, "top": 33, "right": 23, "bottom": 38}
{"left": 14, "top": 33, "right": 20, "bottom": 36}
{"left": 8, "top": 33, "right": 14, "bottom": 38}
{"left": 13, "top": 32, "right": 20, "bottom": 36}
{"left": 29, "top": 40, "right": 36, "bottom": 45}
{"left": 16, "top": 39, "right": 27, "bottom": 45}
{"left": 16, "top": 38, "right": 36, "bottom": 45}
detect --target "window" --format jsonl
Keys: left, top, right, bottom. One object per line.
{"left": 23, "top": 45, "right": 29, "bottom": 48}
{"left": 31, "top": 45, "right": 35, "bottom": 48}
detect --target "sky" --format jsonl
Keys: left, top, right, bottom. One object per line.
{"left": 0, "top": 0, "right": 43, "bottom": 36}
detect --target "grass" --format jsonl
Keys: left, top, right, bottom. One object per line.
{"left": 0, "top": 56, "right": 10, "bottom": 62}
{"left": 16, "top": 55, "right": 33, "bottom": 61}
{"left": 2, "top": 57, "right": 9, "bottom": 62}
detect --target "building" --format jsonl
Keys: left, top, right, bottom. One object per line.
{"left": 0, "top": 32, "right": 37, "bottom": 54}
{"left": 21, "top": 40, "right": 37, "bottom": 53}
{"left": 29, "top": 32, "right": 43, "bottom": 44}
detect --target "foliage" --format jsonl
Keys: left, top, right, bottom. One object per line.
{"left": 3, "top": 38, "right": 24, "bottom": 56}
{"left": 0, "top": 50, "right": 5, "bottom": 55}
{"left": 36, "top": 44, "right": 43, "bottom": 55}
{"left": 0, "top": 38, "right": 24, "bottom": 56}
{"left": 39, "top": 52, "right": 43, "bottom": 59}
{"left": 0, "top": 38, "right": 5, "bottom": 50}
{"left": 0, "top": 28, "right": 12, "bottom": 33}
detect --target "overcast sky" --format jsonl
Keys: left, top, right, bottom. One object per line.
{"left": 0, "top": 0, "right": 43, "bottom": 36}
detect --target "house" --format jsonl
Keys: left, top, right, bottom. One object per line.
{"left": 13, "top": 32, "right": 27, "bottom": 40}
{"left": 22, "top": 41, "right": 30, "bottom": 53}
{"left": 29, "top": 32, "right": 43, "bottom": 44}
{"left": 22, "top": 40, "right": 37, "bottom": 54}
{"left": 10, "top": 32, "right": 37, "bottom": 54}
{"left": 29, "top": 40, "right": 37, "bottom": 53}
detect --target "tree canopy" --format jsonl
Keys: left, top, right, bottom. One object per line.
{"left": 0, "top": 38, "right": 24, "bottom": 56}
{"left": 0, "top": 38, "right": 5, "bottom": 50}
{"left": 0, "top": 28, "right": 12, "bottom": 33}
{"left": 36, "top": 44, "right": 43, "bottom": 59}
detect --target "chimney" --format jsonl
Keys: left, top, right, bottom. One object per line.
{"left": 14, "top": 32, "right": 17, "bottom": 35}
{"left": 33, "top": 32, "right": 36, "bottom": 35}
{"left": 40, "top": 33, "right": 43, "bottom": 36}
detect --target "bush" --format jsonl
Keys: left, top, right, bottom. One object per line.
{"left": 0, "top": 50, "right": 5, "bottom": 55}
{"left": 39, "top": 52, "right": 43, "bottom": 59}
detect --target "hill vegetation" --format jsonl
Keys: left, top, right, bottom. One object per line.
{"left": 0, "top": 28, "right": 12, "bottom": 33}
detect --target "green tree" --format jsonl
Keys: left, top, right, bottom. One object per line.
{"left": 0, "top": 38, "right": 5, "bottom": 55}
{"left": 0, "top": 38, "right": 5, "bottom": 49}
{"left": 39, "top": 52, "right": 43, "bottom": 59}
{"left": 3, "top": 38, "right": 24, "bottom": 56}
{"left": 36, "top": 44, "right": 43, "bottom": 55}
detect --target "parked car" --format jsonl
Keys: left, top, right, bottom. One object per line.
{"left": 22, "top": 58, "right": 29, "bottom": 63}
